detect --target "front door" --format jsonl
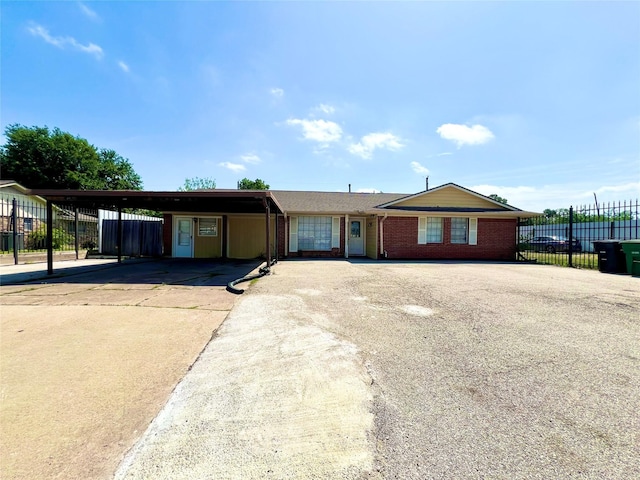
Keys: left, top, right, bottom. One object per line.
{"left": 174, "top": 217, "right": 193, "bottom": 257}
{"left": 349, "top": 218, "right": 365, "bottom": 256}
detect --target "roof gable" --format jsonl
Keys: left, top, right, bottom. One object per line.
{"left": 377, "top": 183, "right": 520, "bottom": 212}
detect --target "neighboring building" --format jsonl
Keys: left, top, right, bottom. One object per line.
{"left": 0, "top": 180, "right": 98, "bottom": 251}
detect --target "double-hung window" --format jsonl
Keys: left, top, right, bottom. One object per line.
{"left": 451, "top": 218, "right": 469, "bottom": 244}
{"left": 418, "top": 217, "right": 443, "bottom": 244}
{"left": 451, "top": 217, "right": 478, "bottom": 245}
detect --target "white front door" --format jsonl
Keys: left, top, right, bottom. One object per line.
{"left": 174, "top": 217, "right": 193, "bottom": 257}
{"left": 349, "top": 218, "right": 365, "bottom": 256}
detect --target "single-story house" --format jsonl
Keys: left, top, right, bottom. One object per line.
{"left": 270, "top": 183, "right": 537, "bottom": 261}
{"left": 30, "top": 183, "right": 539, "bottom": 271}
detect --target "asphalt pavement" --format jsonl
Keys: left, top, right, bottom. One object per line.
{"left": 114, "top": 260, "right": 640, "bottom": 479}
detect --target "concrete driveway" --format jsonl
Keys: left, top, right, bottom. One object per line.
{"left": 2, "top": 259, "right": 639, "bottom": 479}
{"left": 114, "top": 260, "right": 640, "bottom": 479}
{"left": 0, "top": 258, "right": 261, "bottom": 480}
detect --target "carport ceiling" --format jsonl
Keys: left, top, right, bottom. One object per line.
{"left": 28, "top": 189, "right": 283, "bottom": 214}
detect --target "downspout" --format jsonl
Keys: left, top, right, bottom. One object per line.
{"left": 345, "top": 214, "right": 349, "bottom": 258}
{"left": 379, "top": 213, "right": 388, "bottom": 259}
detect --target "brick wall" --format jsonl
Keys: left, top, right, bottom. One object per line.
{"left": 382, "top": 216, "right": 516, "bottom": 260}
{"left": 162, "top": 214, "right": 172, "bottom": 256}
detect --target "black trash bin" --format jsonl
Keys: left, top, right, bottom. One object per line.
{"left": 592, "top": 240, "right": 626, "bottom": 273}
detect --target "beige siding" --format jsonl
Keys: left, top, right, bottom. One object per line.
{"left": 366, "top": 217, "right": 378, "bottom": 259}
{"left": 194, "top": 218, "right": 222, "bottom": 258}
{"left": 228, "top": 216, "right": 276, "bottom": 259}
{"left": 394, "top": 186, "right": 507, "bottom": 209}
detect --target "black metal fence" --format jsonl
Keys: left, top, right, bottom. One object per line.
{"left": 518, "top": 199, "right": 639, "bottom": 269}
{"left": 1, "top": 193, "right": 163, "bottom": 264}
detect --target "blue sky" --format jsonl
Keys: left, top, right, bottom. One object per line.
{"left": 2, "top": 1, "right": 639, "bottom": 212}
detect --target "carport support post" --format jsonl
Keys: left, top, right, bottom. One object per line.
{"left": 12, "top": 198, "right": 18, "bottom": 265}
{"left": 74, "top": 207, "right": 79, "bottom": 260}
{"left": 47, "top": 199, "right": 53, "bottom": 275}
{"left": 117, "top": 205, "right": 123, "bottom": 263}
{"left": 264, "top": 198, "right": 271, "bottom": 267}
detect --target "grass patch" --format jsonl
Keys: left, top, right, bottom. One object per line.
{"left": 521, "top": 252, "right": 599, "bottom": 269}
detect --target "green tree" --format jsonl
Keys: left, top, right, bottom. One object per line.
{"left": 237, "top": 178, "right": 270, "bottom": 190}
{"left": 178, "top": 176, "right": 216, "bottom": 191}
{"left": 0, "top": 124, "right": 142, "bottom": 190}
{"left": 488, "top": 193, "right": 508, "bottom": 204}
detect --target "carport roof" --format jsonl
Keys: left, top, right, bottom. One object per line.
{"left": 28, "top": 189, "right": 284, "bottom": 214}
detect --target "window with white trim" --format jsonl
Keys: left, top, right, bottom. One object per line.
{"left": 451, "top": 217, "right": 479, "bottom": 245}
{"left": 418, "top": 217, "right": 443, "bottom": 244}
{"left": 298, "top": 216, "right": 332, "bottom": 251}
{"left": 451, "top": 217, "right": 468, "bottom": 244}
{"left": 426, "top": 217, "right": 443, "bottom": 243}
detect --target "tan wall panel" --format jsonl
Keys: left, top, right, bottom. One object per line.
{"left": 228, "top": 216, "right": 276, "bottom": 259}
{"left": 395, "top": 187, "right": 504, "bottom": 209}
{"left": 366, "top": 217, "right": 378, "bottom": 259}
{"left": 194, "top": 234, "right": 222, "bottom": 258}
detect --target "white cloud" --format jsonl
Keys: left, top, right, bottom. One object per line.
{"left": 218, "top": 162, "right": 246, "bottom": 173}
{"left": 118, "top": 61, "right": 130, "bottom": 73}
{"left": 348, "top": 132, "right": 404, "bottom": 160}
{"left": 270, "top": 87, "right": 284, "bottom": 98}
{"left": 286, "top": 118, "right": 343, "bottom": 143}
{"left": 317, "top": 104, "right": 335, "bottom": 115}
{"left": 436, "top": 123, "right": 494, "bottom": 147}
{"left": 410, "top": 161, "right": 430, "bottom": 175}
{"left": 240, "top": 153, "right": 261, "bottom": 164}
{"left": 592, "top": 182, "right": 640, "bottom": 195}
{"left": 437, "top": 152, "right": 453, "bottom": 157}
{"left": 78, "top": 2, "right": 99, "bottom": 20}
{"left": 470, "top": 182, "right": 640, "bottom": 213}
{"left": 27, "top": 23, "right": 103, "bottom": 59}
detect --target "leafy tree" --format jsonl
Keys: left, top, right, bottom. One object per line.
{"left": 237, "top": 178, "right": 270, "bottom": 190}
{"left": 488, "top": 194, "right": 508, "bottom": 204}
{"left": 178, "top": 176, "right": 216, "bottom": 191}
{"left": 0, "top": 124, "right": 142, "bottom": 190}
{"left": 97, "top": 149, "right": 142, "bottom": 190}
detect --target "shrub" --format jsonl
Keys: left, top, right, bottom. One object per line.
{"left": 27, "top": 226, "right": 75, "bottom": 250}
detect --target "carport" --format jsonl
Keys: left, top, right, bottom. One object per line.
{"left": 29, "top": 189, "right": 284, "bottom": 275}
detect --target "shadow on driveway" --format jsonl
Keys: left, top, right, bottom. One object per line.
{"left": 0, "top": 258, "right": 265, "bottom": 288}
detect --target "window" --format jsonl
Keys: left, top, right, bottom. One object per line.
{"left": 451, "top": 218, "right": 469, "bottom": 244}
{"left": 426, "top": 217, "right": 443, "bottom": 243}
{"left": 450, "top": 218, "right": 478, "bottom": 245}
{"left": 23, "top": 218, "right": 33, "bottom": 232}
{"left": 298, "top": 216, "right": 332, "bottom": 250}
{"left": 198, "top": 218, "right": 218, "bottom": 236}
{"left": 418, "top": 217, "right": 443, "bottom": 244}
